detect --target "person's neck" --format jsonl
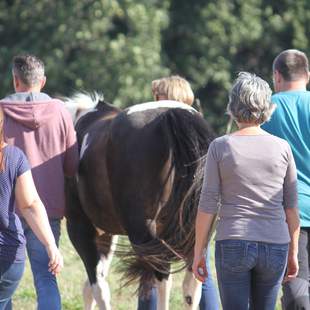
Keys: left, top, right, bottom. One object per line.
{"left": 15, "top": 86, "right": 42, "bottom": 93}
{"left": 276, "top": 80, "right": 307, "bottom": 92}
{"left": 232, "top": 123, "right": 266, "bottom": 136}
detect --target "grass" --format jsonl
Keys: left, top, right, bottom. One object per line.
{"left": 13, "top": 221, "right": 282, "bottom": 309}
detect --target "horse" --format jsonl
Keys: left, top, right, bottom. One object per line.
{"left": 64, "top": 93, "right": 215, "bottom": 310}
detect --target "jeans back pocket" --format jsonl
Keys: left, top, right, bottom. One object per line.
{"left": 268, "top": 244, "right": 289, "bottom": 273}
{"left": 219, "top": 240, "right": 251, "bottom": 273}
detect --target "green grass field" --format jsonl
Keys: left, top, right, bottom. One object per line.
{"left": 12, "top": 222, "right": 282, "bottom": 309}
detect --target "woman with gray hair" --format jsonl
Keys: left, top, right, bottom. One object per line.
{"left": 192, "top": 72, "right": 300, "bottom": 309}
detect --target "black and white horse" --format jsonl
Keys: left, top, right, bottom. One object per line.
{"left": 65, "top": 93, "right": 215, "bottom": 309}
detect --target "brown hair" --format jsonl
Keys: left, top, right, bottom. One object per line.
{"left": 0, "top": 108, "right": 5, "bottom": 171}
{"left": 151, "top": 75, "right": 194, "bottom": 105}
{"left": 273, "top": 49, "right": 309, "bottom": 81}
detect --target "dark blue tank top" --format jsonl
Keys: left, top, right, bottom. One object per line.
{"left": 0, "top": 145, "right": 29, "bottom": 262}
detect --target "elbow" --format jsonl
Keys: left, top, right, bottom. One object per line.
{"left": 19, "top": 198, "right": 40, "bottom": 213}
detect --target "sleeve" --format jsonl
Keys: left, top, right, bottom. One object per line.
{"left": 283, "top": 144, "right": 298, "bottom": 209}
{"left": 16, "top": 148, "right": 30, "bottom": 177}
{"left": 63, "top": 109, "right": 79, "bottom": 177}
{"left": 198, "top": 141, "right": 221, "bottom": 214}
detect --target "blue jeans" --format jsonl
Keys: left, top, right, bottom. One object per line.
{"left": 22, "top": 218, "right": 61, "bottom": 310}
{"left": 215, "top": 239, "right": 289, "bottom": 310}
{"left": 200, "top": 248, "right": 220, "bottom": 309}
{"left": 0, "top": 260, "right": 24, "bottom": 309}
{"left": 137, "top": 249, "right": 219, "bottom": 310}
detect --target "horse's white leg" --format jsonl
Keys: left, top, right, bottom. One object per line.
{"left": 182, "top": 269, "right": 202, "bottom": 310}
{"left": 91, "top": 235, "right": 118, "bottom": 310}
{"left": 83, "top": 280, "right": 96, "bottom": 310}
{"left": 156, "top": 274, "right": 172, "bottom": 310}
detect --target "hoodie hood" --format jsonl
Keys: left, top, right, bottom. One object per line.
{"left": 0, "top": 93, "right": 64, "bottom": 129}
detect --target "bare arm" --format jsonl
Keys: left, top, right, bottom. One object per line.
{"left": 192, "top": 141, "right": 220, "bottom": 282}
{"left": 283, "top": 146, "right": 300, "bottom": 281}
{"left": 284, "top": 207, "right": 300, "bottom": 281}
{"left": 193, "top": 211, "right": 216, "bottom": 282}
{"left": 15, "top": 170, "right": 63, "bottom": 275}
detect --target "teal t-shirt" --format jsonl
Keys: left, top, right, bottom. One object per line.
{"left": 262, "top": 90, "right": 310, "bottom": 227}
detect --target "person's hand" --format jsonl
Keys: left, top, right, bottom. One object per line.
{"left": 192, "top": 254, "right": 208, "bottom": 282}
{"left": 45, "top": 243, "right": 64, "bottom": 276}
{"left": 283, "top": 253, "right": 299, "bottom": 283}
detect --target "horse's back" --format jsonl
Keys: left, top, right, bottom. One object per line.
{"left": 106, "top": 103, "right": 214, "bottom": 243}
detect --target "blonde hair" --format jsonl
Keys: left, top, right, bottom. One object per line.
{"left": 151, "top": 75, "right": 194, "bottom": 106}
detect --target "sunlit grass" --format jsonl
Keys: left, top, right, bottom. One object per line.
{"left": 13, "top": 221, "right": 282, "bottom": 309}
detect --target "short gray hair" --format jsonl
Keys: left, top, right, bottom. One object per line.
{"left": 12, "top": 54, "right": 45, "bottom": 87}
{"left": 227, "top": 72, "right": 275, "bottom": 124}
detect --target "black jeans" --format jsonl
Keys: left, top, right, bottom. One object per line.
{"left": 282, "top": 228, "right": 310, "bottom": 310}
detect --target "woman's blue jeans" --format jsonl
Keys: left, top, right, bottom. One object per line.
{"left": 215, "top": 239, "right": 289, "bottom": 310}
{"left": 137, "top": 248, "right": 219, "bottom": 310}
{"left": 0, "top": 260, "right": 24, "bottom": 309}
{"left": 22, "top": 219, "right": 61, "bottom": 310}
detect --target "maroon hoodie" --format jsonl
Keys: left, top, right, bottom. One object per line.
{"left": 0, "top": 93, "right": 79, "bottom": 218}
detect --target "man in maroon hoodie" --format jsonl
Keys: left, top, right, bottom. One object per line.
{"left": 0, "top": 54, "right": 79, "bottom": 310}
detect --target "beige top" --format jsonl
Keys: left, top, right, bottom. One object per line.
{"left": 198, "top": 134, "right": 298, "bottom": 244}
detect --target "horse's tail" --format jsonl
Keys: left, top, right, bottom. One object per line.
{"left": 158, "top": 108, "right": 216, "bottom": 262}
{"left": 121, "top": 108, "right": 215, "bottom": 294}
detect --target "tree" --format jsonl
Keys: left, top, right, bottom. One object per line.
{"left": 2, "top": 0, "right": 310, "bottom": 132}
{"left": 163, "top": 0, "right": 310, "bottom": 132}
{"left": 0, "top": 0, "right": 169, "bottom": 106}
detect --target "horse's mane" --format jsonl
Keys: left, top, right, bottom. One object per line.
{"left": 63, "top": 91, "right": 105, "bottom": 122}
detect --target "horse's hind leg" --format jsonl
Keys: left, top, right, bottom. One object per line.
{"left": 156, "top": 274, "right": 172, "bottom": 310}
{"left": 83, "top": 280, "right": 96, "bottom": 310}
{"left": 91, "top": 234, "right": 118, "bottom": 310}
{"left": 66, "top": 178, "right": 101, "bottom": 309}
{"left": 66, "top": 212, "right": 102, "bottom": 309}
{"left": 66, "top": 192, "right": 115, "bottom": 309}
{"left": 80, "top": 234, "right": 117, "bottom": 310}
{"left": 182, "top": 269, "right": 202, "bottom": 309}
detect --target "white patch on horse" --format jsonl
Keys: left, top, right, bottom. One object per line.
{"left": 156, "top": 275, "right": 173, "bottom": 310}
{"left": 91, "top": 280, "right": 111, "bottom": 310}
{"left": 63, "top": 91, "right": 102, "bottom": 122}
{"left": 182, "top": 269, "right": 202, "bottom": 309}
{"left": 83, "top": 280, "right": 96, "bottom": 310}
{"left": 89, "top": 236, "right": 118, "bottom": 310}
{"left": 80, "top": 133, "right": 90, "bottom": 160}
{"left": 126, "top": 100, "right": 197, "bottom": 115}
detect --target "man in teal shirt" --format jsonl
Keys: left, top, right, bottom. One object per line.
{"left": 262, "top": 49, "right": 310, "bottom": 309}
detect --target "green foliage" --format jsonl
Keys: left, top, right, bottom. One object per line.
{"left": 1, "top": 0, "right": 310, "bottom": 132}
{"left": 163, "top": 0, "right": 310, "bottom": 132}
{"left": 0, "top": 0, "right": 169, "bottom": 106}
